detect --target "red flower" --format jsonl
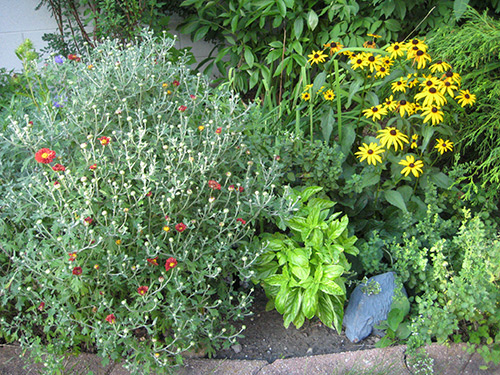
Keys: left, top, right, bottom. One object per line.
{"left": 72, "top": 266, "right": 82, "bottom": 276}
{"left": 105, "top": 314, "right": 116, "bottom": 324}
{"left": 137, "top": 286, "right": 149, "bottom": 296}
{"left": 146, "top": 191, "right": 152, "bottom": 197}
{"left": 38, "top": 302, "right": 45, "bottom": 311}
{"left": 172, "top": 80, "right": 180, "bottom": 87}
{"left": 190, "top": 94, "right": 196, "bottom": 99}
{"left": 208, "top": 180, "right": 221, "bottom": 190}
{"left": 147, "top": 257, "right": 159, "bottom": 266}
{"left": 165, "top": 257, "right": 178, "bottom": 271}
{"left": 53, "top": 181, "right": 60, "bottom": 187}
{"left": 164, "top": 215, "right": 170, "bottom": 221}
{"left": 98, "top": 136, "right": 110, "bottom": 146}
{"left": 236, "top": 218, "right": 246, "bottom": 225}
{"left": 228, "top": 185, "right": 235, "bottom": 191}
{"left": 175, "top": 223, "right": 187, "bottom": 232}
{"left": 274, "top": 155, "right": 281, "bottom": 161}
{"left": 68, "top": 252, "right": 77, "bottom": 261}
{"left": 84, "top": 216, "right": 93, "bottom": 225}
{"left": 239, "top": 186, "right": 245, "bottom": 193}
{"left": 89, "top": 164, "right": 97, "bottom": 170}
{"left": 35, "top": 148, "right": 56, "bottom": 164}
{"left": 215, "top": 127, "right": 222, "bottom": 134}
{"left": 68, "top": 54, "right": 81, "bottom": 62}
{"left": 52, "top": 163, "right": 65, "bottom": 171}
{"left": 178, "top": 105, "right": 187, "bottom": 112}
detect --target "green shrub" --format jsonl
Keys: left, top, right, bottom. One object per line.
{"left": 0, "top": 31, "right": 291, "bottom": 374}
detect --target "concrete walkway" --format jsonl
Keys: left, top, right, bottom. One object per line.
{"left": 0, "top": 343, "right": 499, "bottom": 374}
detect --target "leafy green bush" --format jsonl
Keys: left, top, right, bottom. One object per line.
{"left": 0, "top": 31, "right": 291, "bottom": 374}
{"left": 253, "top": 186, "right": 358, "bottom": 332}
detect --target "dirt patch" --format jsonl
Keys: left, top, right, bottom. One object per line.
{"left": 214, "top": 287, "right": 379, "bottom": 363}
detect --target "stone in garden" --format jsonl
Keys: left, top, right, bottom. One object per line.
{"left": 343, "top": 272, "right": 406, "bottom": 343}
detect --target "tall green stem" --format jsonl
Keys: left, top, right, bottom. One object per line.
{"left": 334, "top": 59, "right": 342, "bottom": 143}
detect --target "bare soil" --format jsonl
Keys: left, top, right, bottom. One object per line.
{"left": 214, "top": 286, "right": 379, "bottom": 363}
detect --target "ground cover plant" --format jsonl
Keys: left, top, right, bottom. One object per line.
{"left": 0, "top": 31, "right": 294, "bottom": 374}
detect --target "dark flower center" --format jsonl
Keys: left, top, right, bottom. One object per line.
{"left": 409, "top": 163, "right": 415, "bottom": 168}
{"left": 314, "top": 54, "right": 320, "bottom": 58}
{"left": 380, "top": 67, "right": 386, "bottom": 72}
{"left": 412, "top": 46, "right": 419, "bottom": 51}
{"left": 445, "top": 81, "right": 451, "bottom": 87}
{"left": 368, "top": 56, "right": 375, "bottom": 62}
{"left": 446, "top": 71, "right": 453, "bottom": 77}
{"left": 394, "top": 45, "right": 400, "bottom": 50}
{"left": 357, "top": 59, "right": 362, "bottom": 64}
{"left": 412, "top": 39, "right": 419, "bottom": 45}
{"left": 400, "top": 100, "right": 407, "bottom": 105}
{"left": 368, "top": 149, "right": 374, "bottom": 154}
{"left": 426, "top": 80, "right": 433, "bottom": 86}
{"left": 436, "top": 60, "right": 442, "bottom": 64}
{"left": 431, "top": 107, "right": 438, "bottom": 113}
{"left": 390, "top": 129, "right": 397, "bottom": 136}
{"left": 416, "top": 50, "right": 424, "bottom": 56}
{"left": 442, "top": 143, "right": 446, "bottom": 147}
{"left": 367, "top": 41, "right": 374, "bottom": 45}
{"left": 429, "top": 87, "right": 437, "bottom": 93}
{"left": 465, "top": 94, "right": 470, "bottom": 99}
{"left": 373, "top": 107, "right": 379, "bottom": 112}
{"left": 397, "top": 81, "right": 402, "bottom": 85}
{"left": 332, "top": 42, "right": 337, "bottom": 47}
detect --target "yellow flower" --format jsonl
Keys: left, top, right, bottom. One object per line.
{"left": 376, "top": 127, "right": 409, "bottom": 151}
{"left": 382, "top": 57, "right": 394, "bottom": 67}
{"left": 414, "top": 87, "right": 447, "bottom": 107}
{"left": 430, "top": 60, "right": 452, "bottom": 73}
{"left": 410, "top": 139, "right": 418, "bottom": 149}
{"left": 304, "top": 84, "right": 313, "bottom": 91}
{"left": 383, "top": 95, "right": 398, "bottom": 111}
{"left": 444, "top": 70, "right": 462, "bottom": 85}
{"left": 419, "top": 75, "right": 441, "bottom": 90}
{"left": 301, "top": 92, "right": 311, "bottom": 101}
{"left": 363, "top": 40, "right": 377, "bottom": 49}
{"left": 365, "top": 53, "right": 383, "bottom": 73}
{"left": 163, "top": 225, "right": 170, "bottom": 232}
{"left": 116, "top": 239, "right": 122, "bottom": 245}
{"left": 386, "top": 42, "right": 406, "bottom": 59}
{"left": 399, "top": 155, "right": 424, "bottom": 177}
{"left": 455, "top": 89, "right": 476, "bottom": 107}
{"left": 87, "top": 64, "right": 94, "bottom": 70}
{"left": 396, "top": 100, "right": 412, "bottom": 117}
{"left": 375, "top": 65, "right": 390, "bottom": 78}
{"left": 409, "top": 49, "right": 432, "bottom": 69}
{"left": 391, "top": 79, "right": 408, "bottom": 93}
{"left": 367, "top": 33, "right": 382, "bottom": 38}
{"left": 421, "top": 105, "right": 444, "bottom": 125}
{"left": 412, "top": 134, "right": 419, "bottom": 141}
{"left": 307, "top": 50, "right": 328, "bottom": 65}
{"left": 324, "top": 41, "right": 344, "bottom": 55}
{"left": 323, "top": 89, "right": 335, "bottom": 101}
{"left": 355, "top": 142, "right": 385, "bottom": 165}
{"left": 440, "top": 78, "right": 458, "bottom": 97}
{"left": 434, "top": 138, "right": 454, "bottom": 155}
{"left": 198, "top": 125, "right": 205, "bottom": 131}
{"left": 162, "top": 83, "right": 168, "bottom": 88}
{"left": 406, "top": 38, "right": 428, "bottom": 53}
{"left": 350, "top": 54, "right": 369, "bottom": 70}
{"left": 363, "top": 105, "right": 388, "bottom": 121}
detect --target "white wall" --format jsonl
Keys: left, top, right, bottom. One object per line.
{"left": 0, "top": 0, "right": 216, "bottom": 72}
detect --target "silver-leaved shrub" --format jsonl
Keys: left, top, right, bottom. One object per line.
{"left": 0, "top": 31, "right": 293, "bottom": 374}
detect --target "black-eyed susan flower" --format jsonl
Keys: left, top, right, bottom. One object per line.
{"left": 363, "top": 40, "right": 377, "bottom": 49}
{"left": 375, "top": 65, "right": 390, "bottom": 78}
{"left": 434, "top": 138, "right": 454, "bottom": 154}
{"left": 455, "top": 89, "right": 476, "bottom": 107}
{"left": 383, "top": 95, "right": 398, "bottom": 111}
{"left": 414, "top": 87, "right": 447, "bottom": 107}
{"left": 363, "top": 104, "right": 388, "bottom": 121}
{"left": 383, "top": 57, "right": 394, "bottom": 67}
{"left": 407, "top": 73, "right": 419, "bottom": 88}
{"left": 365, "top": 53, "right": 382, "bottom": 72}
{"left": 355, "top": 142, "right": 385, "bottom": 165}
{"left": 396, "top": 99, "right": 412, "bottom": 117}
{"left": 323, "top": 89, "right": 335, "bottom": 101}
{"left": 419, "top": 75, "right": 441, "bottom": 90}
{"left": 430, "top": 60, "right": 452, "bottom": 74}
{"left": 409, "top": 49, "right": 432, "bottom": 69}
{"left": 386, "top": 42, "right": 406, "bottom": 59}
{"left": 421, "top": 105, "right": 444, "bottom": 125}
{"left": 324, "top": 41, "right": 344, "bottom": 55}
{"left": 410, "top": 134, "right": 419, "bottom": 149}
{"left": 350, "top": 54, "right": 369, "bottom": 70}
{"left": 302, "top": 92, "right": 311, "bottom": 101}
{"left": 440, "top": 78, "right": 458, "bottom": 97}
{"left": 367, "top": 33, "right": 382, "bottom": 38}
{"left": 444, "top": 70, "right": 462, "bottom": 85}
{"left": 399, "top": 155, "right": 424, "bottom": 177}
{"left": 377, "top": 127, "right": 409, "bottom": 151}
{"left": 406, "top": 38, "right": 428, "bottom": 53}
{"left": 307, "top": 50, "right": 328, "bottom": 65}
{"left": 391, "top": 78, "right": 408, "bottom": 93}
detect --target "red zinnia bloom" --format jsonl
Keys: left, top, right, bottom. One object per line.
{"left": 105, "top": 314, "right": 116, "bottom": 324}
{"left": 175, "top": 223, "right": 187, "bottom": 232}
{"left": 172, "top": 80, "right": 180, "bottom": 86}
{"left": 165, "top": 257, "right": 178, "bottom": 271}
{"left": 236, "top": 218, "right": 246, "bottom": 225}
{"left": 38, "top": 302, "right": 45, "bottom": 311}
{"left": 98, "top": 136, "right": 110, "bottom": 146}
{"left": 89, "top": 164, "right": 97, "bottom": 170}
{"left": 215, "top": 127, "right": 222, "bottom": 134}
{"left": 146, "top": 191, "right": 152, "bottom": 197}
{"left": 137, "top": 286, "right": 149, "bottom": 296}
{"left": 72, "top": 266, "right": 82, "bottom": 275}
{"left": 208, "top": 180, "right": 221, "bottom": 190}
{"left": 52, "top": 163, "right": 65, "bottom": 171}
{"left": 84, "top": 216, "right": 93, "bottom": 225}
{"left": 53, "top": 181, "right": 60, "bottom": 187}
{"left": 190, "top": 94, "right": 196, "bottom": 100}
{"left": 68, "top": 252, "right": 77, "bottom": 261}
{"left": 35, "top": 148, "right": 56, "bottom": 164}
{"left": 68, "top": 54, "right": 81, "bottom": 62}
{"left": 239, "top": 186, "right": 245, "bottom": 193}
{"left": 178, "top": 105, "right": 187, "bottom": 112}
{"left": 147, "top": 257, "right": 159, "bottom": 266}
{"left": 228, "top": 185, "right": 235, "bottom": 191}
{"left": 164, "top": 215, "right": 170, "bottom": 221}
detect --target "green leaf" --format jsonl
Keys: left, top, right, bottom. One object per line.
{"left": 317, "top": 292, "right": 335, "bottom": 329}
{"left": 340, "top": 125, "right": 356, "bottom": 156}
{"left": 384, "top": 190, "right": 407, "bottom": 212}
{"left": 249, "top": 69, "right": 259, "bottom": 89}
{"left": 322, "top": 265, "right": 344, "bottom": 280}
{"left": 327, "top": 216, "right": 348, "bottom": 239}
{"left": 277, "top": 0, "right": 287, "bottom": 17}
{"left": 429, "top": 172, "right": 453, "bottom": 189}
{"left": 307, "top": 10, "right": 319, "bottom": 30}
{"left": 319, "top": 279, "right": 344, "bottom": 295}
{"left": 275, "top": 284, "right": 290, "bottom": 314}
{"left": 308, "top": 197, "right": 336, "bottom": 211}
{"left": 359, "top": 172, "right": 380, "bottom": 190}
{"left": 290, "top": 264, "right": 310, "bottom": 280}
{"left": 307, "top": 229, "right": 324, "bottom": 249}
{"left": 312, "top": 71, "right": 326, "bottom": 95}
{"left": 293, "top": 17, "right": 304, "bottom": 38}
{"left": 320, "top": 108, "right": 335, "bottom": 143}
{"left": 244, "top": 47, "right": 255, "bottom": 68}
{"left": 454, "top": 0, "right": 469, "bottom": 20}
{"left": 288, "top": 248, "right": 310, "bottom": 268}
{"left": 265, "top": 274, "right": 289, "bottom": 286}
{"left": 293, "top": 311, "right": 305, "bottom": 328}
{"left": 384, "top": 19, "right": 401, "bottom": 32}
{"left": 387, "top": 307, "right": 404, "bottom": 332}
{"left": 269, "top": 41, "right": 283, "bottom": 48}
{"left": 302, "top": 284, "right": 319, "bottom": 319}
{"left": 287, "top": 216, "right": 308, "bottom": 235}
{"left": 297, "top": 186, "right": 323, "bottom": 203}
{"left": 284, "top": 289, "right": 302, "bottom": 325}
{"left": 193, "top": 25, "right": 210, "bottom": 42}
{"left": 283, "top": 0, "right": 294, "bottom": 8}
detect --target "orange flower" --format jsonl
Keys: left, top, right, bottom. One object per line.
{"left": 98, "top": 136, "right": 110, "bottom": 146}
{"left": 137, "top": 286, "right": 149, "bottom": 296}
{"left": 35, "top": 148, "right": 56, "bottom": 164}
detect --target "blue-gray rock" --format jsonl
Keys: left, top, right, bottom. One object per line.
{"left": 343, "top": 272, "right": 405, "bottom": 343}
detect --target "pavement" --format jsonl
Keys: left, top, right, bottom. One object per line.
{"left": 0, "top": 343, "right": 499, "bottom": 375}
